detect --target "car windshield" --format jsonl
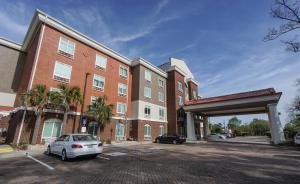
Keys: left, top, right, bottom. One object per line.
{"left": 72, "top": 135, "right": 96, "bottom": 141}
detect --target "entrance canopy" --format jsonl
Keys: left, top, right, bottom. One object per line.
{"left": 184, "top": 88, "right": 282, "bottom": 116}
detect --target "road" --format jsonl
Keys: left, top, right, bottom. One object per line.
{"left": 0, "top": 142, "right": 300, "bottom": 184}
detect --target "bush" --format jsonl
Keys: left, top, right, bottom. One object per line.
{"left": 284, "top": 122, "right": 300, "bottom": 139}
{"left": 10, "top": 142, "right": 28, "bottom": 150}
{"left": 105, "top": 139, "right": 111, "bottom": 144}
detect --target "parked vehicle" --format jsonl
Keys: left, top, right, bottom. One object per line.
{"left": 46, "top": 134, "right": 103, "bottom": 161}
{"left": 207, "top": 133, "right": 227, "bottom": 141}
{"left": 155, "top": 134, "right": 186, "bottom": 144}
{"left": 294, "top": 132, "right": 300, "bottom": 145}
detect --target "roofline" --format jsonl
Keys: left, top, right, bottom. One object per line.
{"left": 132, "top": 57, "right": 168, "bottom": 78}
{"left": 166, "top": 65, "right": 187, "bottom": 77}
{"left": 0, "top": 37, "right": 22, "bottom": 51}
{"left": 187, "top": 78, "right": 199, "bottom": 86}
{"left": 22, "top": 9, "right": 131, "bottom": 65}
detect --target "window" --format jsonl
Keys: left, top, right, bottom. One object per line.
{"left": 178, "top": 95, "right": 183, "bottom": 106}
{"left": 159, "top": 108, "right": 164, "bottom": 120}
{"left": 119, "top": 66, "right": 128, "bottom": 78}
{"left": 95, "top": 54, "right": 107, "bottom": 70}
{"left": 58, "top": 37, "right": 75, "bottom": 57}
{"left": 178, "top": 81, "right": 183, "bottom": 92}
{"left": 88, "top": 122, "right": 98, "bottom": 137}
{"left": 93, "top": 74, "right": 105, "bottom": 91}
{"left": 159, "top": 125, "right": 164, "bottom": 136}
{"left": 116, "top": 123, "right": 125, "bottom": 141}
{"left": 193, "top": 90, "right": 197, "bottom": 99}
{"left": 158, "top": 92, "right": 164, "bottom": 102}
{"left": 144, "top": 87, "right": 151, "bottom": 98}
{"left": 118, "top": 83, "right": 127, "bottom": 97}
{"left": 53, "top": 61, "right": 72, "bottom": 83}
{"left": 158, "top": 79, "right": 164, "bottom": 88}
{"left": 117, "top": 103, "right": 126, "bottom": 114}
{"left": 145, "top": 70, "right": 152, "bottom": 82}
{"left": 144, "top": 124, "right": 151, "bottom": 138}
{"left": 91, "top": 96, "right": 97, "bottom": 104}
{"left": 144, "top": 105, "right": 151, "bottom": 117}
{"left": 42, "top": 119, "right": 62, "bottom": 143}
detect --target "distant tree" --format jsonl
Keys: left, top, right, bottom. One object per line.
{"left": 249, "top": 119, "right": 270, "bottom": 136}
{"left": 87, "top": 96, "right": 113, "bottom": 140}
{"left": 227, "top": 116, "right": 241, "bottom": 132}
{"left": 264, "top": 0, "right": 300, "bottom": 52}
{"left": 210, "top": 123, "right": 223, "bottom": 134}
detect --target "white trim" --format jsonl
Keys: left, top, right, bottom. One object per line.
{"left": 0, "top": 37, "right": 22, "bottom": 50}
{"left": 93, "top": 74, "right": 105, "bottom": 91}
{"left": 95, "top": 54, "right": 107, "bottom": 70}
{"left": 187, "top": 78, "right": 199, "bottom": 86}
{"left": 23, "top": 10, "right": 131, "bottom": 65}
{"left": 53, "top": 61, "right": 72, "bottom": 82}
{"left": 144, "top": 87, "right": 152, "bottom": 98}
{"left": 57, "top": 36, "right": 76, "bottom": 58}
{"left": 118, "top": 83, "right": 127, "bottom": 97}
{"left": 117, "top": 102, "right": 126, "bottom": 115}
{"left": 119, "top": 65, "right": 128, "bottom": 79}
{"left": 28, "top": 23, "right": 46, "bottom": 90}
{"left": 132, "top": 58, "right": 167, "bottom": 78}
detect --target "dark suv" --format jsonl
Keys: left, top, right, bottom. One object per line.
{"left": 155, "top": 134, "right": 186, "bottom": 144}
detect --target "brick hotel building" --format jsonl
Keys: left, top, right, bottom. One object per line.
{"left": 0, "top": 10, "right": 199, "bottom": 144}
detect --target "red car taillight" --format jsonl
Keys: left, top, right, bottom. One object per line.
{"left": 98, "top": 142, "right": 103, "bottom": 147}
{"left": 71, "top": 144, "right": 83, "bottom": 148}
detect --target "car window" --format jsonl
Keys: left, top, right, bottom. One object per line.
{"left": 56, "top": 135, "right": 68, "bottom": 142}
{"left": 72, "top": 135, "right": 97, "bottom": 141}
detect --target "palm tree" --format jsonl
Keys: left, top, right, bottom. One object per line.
{"left": 18, "top": 90, "right": 32, "bottom": 145}
{"left": 21, "top": 85, "right": 49, "bottom": 144}
{"left": 49, "top": 84, "right": 82, "bottom": 134}
{"left": 87, "top": 96, "right": 113, "bottom": 140}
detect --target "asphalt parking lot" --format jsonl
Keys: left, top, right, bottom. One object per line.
{"left": 0, "top": 142, "right": 300, "bottom": 184}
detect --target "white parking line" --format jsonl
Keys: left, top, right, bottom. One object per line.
{"left": 98, "top": 156, "right": 110, "bottom": 160}
{"left": 26, "top": 154, "right": 55, "bottom": 170}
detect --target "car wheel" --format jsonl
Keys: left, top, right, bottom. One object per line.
{"left": 46, "top": 146, "right": 51, "bottom": 155}
{"left": 157, "top": 139, "right": 160, "bottom": 144}
{"left": 173, "top": 140, "right": 177, "bottom": 144}
{"left": 61, "top": 149, "right": 67, "bottom": 161}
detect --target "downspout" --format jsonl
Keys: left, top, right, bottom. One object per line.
{"left": 79, "top": 72, "right": 90, "bottom": 133}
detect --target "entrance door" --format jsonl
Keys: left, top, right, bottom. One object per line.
{"left": 116, "top": 123, "right": 125, "bottom": 141}
{"left": 42, "top": 119, "right": 62, "bottom": 144}
{"left": 88, "top": 122, "right": 98, "bottom": 138}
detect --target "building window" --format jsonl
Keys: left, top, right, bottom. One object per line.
{"left": 117, "top": 103, "right": 126, "bottom": 114}
{"left": 95, "top": 54, "right": 107, "bottom": 70}
{"left": 90, "top": 96, "right": 97, "bottom": 105}
{"left": 144, "top": 87, "right": 151, "bottom": 98}
{"left": 178, "top": 95, "right": 183, "bottom": 106}
{"left": 116, "top": 123, "right": 125, "bottom": 141}
{"left": 178, "top": 81, "right": 183, "bottom": 92}
{"left": 193, "top": 90, "right": 197, "bottom": 99}
{"left": 158, "top": 92, "right": 164, "bottom": 102}
{"left": 118, "top": 83, "right": 127, "bottom": 97}
{"left": 159, "top": 108, "right": 164, "bottom": 120}
{"left": 144, "top": 124, "right": 151, "bottom": 139}
{"left": 58, "top": 37, "right": 75, "bottom": 58}
{"left": 119, "top": 66, "right": 128, "bottom": 78}
{"left": 158, "top": 79, "right": 164, "bottom": 88}
{"left": 53, "top": 61, "right": 72, "bottom": 83}
{"left": 145, "top": 70, "right": 152, "bottom": 82}
{"left": 42, "top": 119, "right": 62, "bottom": 142}
{"left": 144, "top": 105, "right": 151, "bottom": 118}
{"left": 93, "top": 74, "right": 105, "bottom": 91}
{"left": 159, "top": 125, "right": 164, "bottom": 136}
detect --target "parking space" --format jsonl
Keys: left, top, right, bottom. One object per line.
{"left": 0, "top": 143, "right": 300, "bottom": 184}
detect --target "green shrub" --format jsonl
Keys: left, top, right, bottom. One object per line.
{"left": 105, "top": 139, "right": 111, "bottom": 144}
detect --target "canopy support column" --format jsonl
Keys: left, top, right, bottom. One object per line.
{"left": 186, "top": 112, "right": 196, "bottom": 141}
{"left": 267, "top": 104, "right": 285, "bottom": 144}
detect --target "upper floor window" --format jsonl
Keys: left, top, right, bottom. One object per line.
{"left": 117, "top": 102, "right": 126, "bottom": 114}
{"left": 158, "top": 79, "right": 164, "bottom": 88}
{"left": 159, "top": 108, "right": 164, "bottom": 120}
{"left": 58, "top": 37, "right": 75, "bottom": 58}
{"left": 178, "top": 95, "right": 183, "bottom": 106}
{"left": 178, "top": 81, "right": 183, "bottom": 92}
{"left": 158, "top": 92, "right": 164, "bottom": 102}
{"left": 53, "top": 61, "right": 72, "bottom": 83}
{"left": 144, "top": 87, "right": 151, "bottom": 98}
{"left": 118, "top": 83, "right": 127, "bottom": 97}
{"left": 144, "top": 105, "right": 151, "bottom": 118}
{"left": 93, "top": 74, "right": 105, "bottom": 91}
{"left": 95, "top": 54, "right": 107, "bottom": 70}
{"left": 119, "top": 66, "right": 128, "bottom": 79}
{"left": 145, "top": 70, "right": 152, "bottom": 82}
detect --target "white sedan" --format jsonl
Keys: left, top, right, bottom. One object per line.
{"left": 295, "top": 132, "right": 300, "bottom": 145}
{"left": 46, "top": 134, "right": 103, "bottom": 161}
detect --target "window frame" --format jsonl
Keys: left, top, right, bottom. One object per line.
{"left": 118, "top": 83, "right": 127, "bottom": 97}
{"left": 53, "top": 61, "right": 72, "bottom": 83}
{"left": 90, "top": 96, "right": 97, "bottom": 105}
{"left": 144, "top": 105, "right": 151, "bottom": 118}
{"left": 93, "top": 74, "right": 105, "bottom": 91}
{"left": 144, "top": 87, "right": 152, "bottom": 98}
{"left": 117, "top": 102, "right": 126, "bottom": 114}
{"left": 144, "top": 70, "right": 152, "bottom": 82}
{"left": 159, "top": 125, "right": 164, "bottom": 136}
{"left": 177, "top": 81, "right": 183, "bottom": 92}
{"left": 178, "top": 95, "right": 183, "bottom": 106}
{"left": 58, "top": 37, "right": 76, "bottom": 58}
{"left": 158, "top": 78, "right": 164, "bottom": 88}
{"left": 158, "top": 92, "right": 164, "bottom": 102}
{"left": 144, "top": 124, "right": 151, "bottom": 138}
{"left": 119, "top": 65, "right": 128, "bottom": 79}
{"left": 95, "top": 54, "right": 107, "bottom": 70}
{"left": 159, "top": 108, "right": 164, "bottom": 120}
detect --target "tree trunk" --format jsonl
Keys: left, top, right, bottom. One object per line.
{"left": 31, "top": 111, "right": 42, "bottom": 145}
{"left": 97, "top": 122, "right": 102, "bottom": 141}
{"left": 62, "top": 110, "right": 68, "bottom": 134}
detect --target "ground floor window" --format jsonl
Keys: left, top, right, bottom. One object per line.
{"left": 116, "top": 123, "right": 125, "bottom": 141}
{"left": 42, "top": 119, "right": 62, "bottom": 143}
{"left": 159, "top": 125, "right": 164, "bottom": 136}
{"left": 88, "top": 122, "right": 98, "bottom": 137}
{"left": 144, "top": 124, "right": 151, "bottom": 140}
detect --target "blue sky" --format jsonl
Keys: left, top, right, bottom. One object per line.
{"left": 1, "top": 0, "right": 299, "bottom": 124}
